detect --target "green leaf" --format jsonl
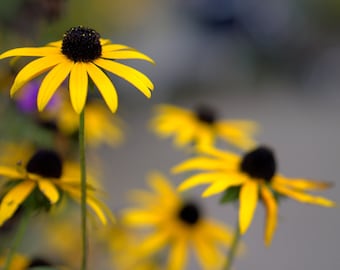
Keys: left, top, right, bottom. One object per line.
{"left": 219, "top": 186, "right": 241, "bottom": 204}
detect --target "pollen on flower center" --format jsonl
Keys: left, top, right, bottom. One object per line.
{"left": 195, "top": 105, "right": 217, "bottom": 125}
{"left": 240, "top": 146, "right": 276, "bottom": 182}
{"left": 61, "top": 26, "right": 102, "bottom": 62}
{"left": 178, "top": 201, "right": 201, "bottom": 225}
{"left": 26, "top": 150, "right": 62, "bottom": 178}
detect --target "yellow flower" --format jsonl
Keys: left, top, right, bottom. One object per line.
{"left": 173, "top": 146, "right": 336, "bottom": 246}
{"left": 150, "top": 104, "right": 258, "bottom": 149}
{"left": 122, "top": 172, "right": 234, "bottom": 270}
{"left": 0, "top": 149, "right": 113, "bottom": 226}
{"left": 103, "top": 221, "right": 162, "bottom": 270}
{"left": 0, "top": 26, "right": 155, "bottom": 114}
{"left": 48, "top": 97, "right": 125, "bottom": 147}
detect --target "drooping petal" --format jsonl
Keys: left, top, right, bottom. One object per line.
{"left": 167, "top": 238, "right": 187, "bottom": 270}
{"left": 177, "top": 172, "right": 227, "bottom": 192}
{"left": 202, "top": 175, "right": 246, "bottom": 197}
{"left": 37, "top": 180, "right": 59, "bottom": 204}
{"left": 261, "top": 185, "right": 278, "bottom": 246}
{"left": 0, "top": 47, "right": 60, "bottom": 59}
{"left": 0, "top": 166, "right": 23, "bottom": 179}
{"left": 239, "top": 181, "right": 259, "bottom": 234}
{"left": 9, "top": 55, "right": 65, "bottom": 96}
{"left": 272, "top": 184, "right": 335, "bottom": 207}
{"left": 37, "top": 61, "right": 73, "bottom": 111}
{"left": 102, "top": 49, "right": 155, "bottom": 64}
{"left": 86, "top": 62, "right": 118, "bottom": 113}
{"left": 274, "top": 175, "right": 333, "bottom": 191}
{"left": 69, "top": 62, "right": 88, "bottom": 114}
{"left": 0, "top": 181, "right": 36, "bottom": 226}
{"left": 86, "top": 195, "right": 115, "bottom": 224}
{"left": 94, "top": 58, "right": 154, "bottom": 96}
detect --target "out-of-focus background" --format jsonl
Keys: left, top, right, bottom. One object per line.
{"left": 0, "top": 0, "right": 339, "bottom": 269}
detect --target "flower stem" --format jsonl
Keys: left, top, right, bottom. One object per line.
{"left": 3, "top": 208, "right": 31, "bottom": 270}
{"left": 79, "top": 109, "right": 88, "bottom": 270}
{"left": 224, "top": 222, "right": 241, "bottom": 270}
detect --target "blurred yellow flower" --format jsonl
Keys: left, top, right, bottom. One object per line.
{"left": 173, "top": 145, "right": 336, "bottom": 246}
{"left": 151, "top": 104, "right": 258, "bottom": 149}
{"left": 0, "top": 149, "right": 113, "bottom": 226}
{"left": 0, "top": 26, "right": 155, "bottom": 114}
{"left": 50, "top": 97, "right": 125, "bottom": 147}
{"left": 122, "top": 172, "right": 234, "bottom": 270}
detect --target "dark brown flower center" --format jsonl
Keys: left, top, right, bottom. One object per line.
{"left": 28, "top": 257, "right": 53, "bottom": 267}
{"left": 178, "top": 201, "right": 201, "bottom": 225}
{"left": 61, "top": 26, "right": 102, "bottom": 62}
{"left": 26, "top": 150, "right": 62, "bottom": 178}
{"left": 240, "top": 146, "right": 276, "bottom": 182}
{"left": 195, "top": 105, "right": 217, "bottom": 125}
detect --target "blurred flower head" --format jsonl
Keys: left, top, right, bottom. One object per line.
{"left": 122, "top": 172, "right": 234, "bottom": 270}
{"left": 173, "top": 145, "right": 336, "bottom": 246}
{"left": 151, "top": 104, "right": 258, "bottom": 150}
{"left": 0, "top": 149, "right": 114, "bottom": 226}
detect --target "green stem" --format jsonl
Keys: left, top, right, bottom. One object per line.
{"left": 3, "top": 208, "right": 31, "bottom": 270}
{"left": 224, "top": 222, "right": 241, "bottom": 270}
{"left": 79, "top": 109, "right": 88, "bottom": 270}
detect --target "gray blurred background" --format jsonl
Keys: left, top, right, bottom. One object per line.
{"left": 1, "top": 0, "right": 339, "bottom": 269}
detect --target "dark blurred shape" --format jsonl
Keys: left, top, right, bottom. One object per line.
{"left": 0, "top": 0, "right": 67, "bottom": 38}
{"left": 178, "top": 0, "right": 237, "bottom": 32}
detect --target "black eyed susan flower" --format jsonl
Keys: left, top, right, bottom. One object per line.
{"left": 150, "top": 104, "right": 258, "bottom": 149}
{"left": 122, "top": 172, "right": 234, "bottom": 270}
{"left": 0, "top": 26, "right": 154, "bottom": 114}
{"left": 0, "top": 149, "right": 113, "bottom": 226}
{"left": 172, "top": 145, "right": 336, "bottom": 246}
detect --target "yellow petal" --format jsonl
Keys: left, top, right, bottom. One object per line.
{"left": 172, "top": 157, "right": 232, "bottom": 173}
{"left": 0, "top": 181, "right": 36, "bottom": 226}
{"left": 46, "top": 41, "right": 62, "bottom": 47}
{"left": 239, "top": 181, "right": 259, "bottom": 234}
{"left": 167, "top": 238, "right": 187, "bottom": 270}
{"left": 0, "top": 166, "right": 23, "bottom": 179}
{"left": 69, "top": 62, "right": 88, "bottom": 114}
{"left": 37, "top": 180, "right": 59, "bottom": 204}
{"left": 0, "top": 47, "right": 60, "bottom": 59}
{"left": 177, "top": 172, "right": 228, "bottom": 192}
{"left": 86, "top": 62, "right": 118, "bottom": 113}
{"left": 37, "top": 61, "right": 73, "bottom": 111}
{"left": 261, "top": 185, "right": 278, "bottom": 246}
{"left": 9, "top": 55, "right": 65, "bottom": 96}
{"left": 201, "top": 220, "right": 233, "bottom": 246}
{"left": 122, "top": 209, "right": 161, "bottom": 227}
{"left": 94, "top": 58, "right": 154, "bottom": 95}
{"left": 197, "top": 146, "right": 240, "bottom": 163}
{"left": 202, "top": 175, "right": 246, "bottom": 197}
{"left": 86, "top": 195, "right": 115, "bottom": 224}
{"left": 102, "top": 49, "right": 155, "bottom": 64}
{"left": 193, "top": 234, "right": 225, "bottom": 270}
{"left": 138, "top": 230, "right": 169, "bottom": 257}
{"left": 148, "top": 172, "right": 176, "bottom": 198}
{"left": 102, "top": 43, "right": 134, "bottom": 52}
{"left": 273, "top": 184, "right": 335, "bottom": 207}
{"left": 274, "top": 175, "right": 333, "bottom": 191}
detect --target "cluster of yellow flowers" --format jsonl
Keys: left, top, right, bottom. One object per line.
{"left": 0, "top": 26, "right": 335, "bottom": 270}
